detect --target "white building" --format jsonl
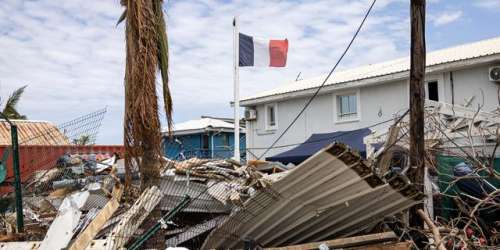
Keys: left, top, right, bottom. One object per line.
{"left": 241, "top": 36, "right": 500, "bottom": 160}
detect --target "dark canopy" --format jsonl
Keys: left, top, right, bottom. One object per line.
{"left": 266, "top": 128, "right": 372, "bottom": 165}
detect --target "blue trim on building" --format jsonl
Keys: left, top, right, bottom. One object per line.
{"left": 162, "top": 131, "right": 246, "bottom": 161}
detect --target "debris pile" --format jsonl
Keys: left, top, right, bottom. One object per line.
{"left": 0, "top": 101, "right": 496, "bottom": 249}
{"left": 366, "top": 101, "right": 500, "bottom": 249}
{"left": 0, "top": 152, "right": 279, "bottom": 249}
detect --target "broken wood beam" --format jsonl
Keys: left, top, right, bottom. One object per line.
{"left": 417, "top": 209, "right": 446, "bottom": 250}
{"left": 105, "top": 185, "right": 164, "bottom": 250}
{"left": 346, "top": 241, "right": 412, "bottom": 250}
{"left": 378, "top": 125, "right": 401, "bottom": 175}
{"left": 68, "top": 183, "right": 123, "bottom": 250}
{"left": 264, "top": 232, "right": 398, "bottom": 250}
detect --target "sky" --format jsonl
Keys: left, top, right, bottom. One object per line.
{"left": 0, "top": 0, "right": 499, "bottom": 144}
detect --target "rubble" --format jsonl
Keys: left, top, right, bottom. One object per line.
{"left": 202, "top": 143, "right": 425, "bottom": 249}
{"left": 1, "top": 101, "right": 496, "bottom": 250}
{"left": 0, "top": 151, "right": 277, "bottom": 249}
{"left": 365, "top": 101, "right": 500, "bottom": 249}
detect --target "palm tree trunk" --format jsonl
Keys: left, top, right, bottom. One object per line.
{"left": 122, "top": 0, "right": 171, "bottom": 248}
{"left": 123, "top": 0, "right": 162, "bottom": 189}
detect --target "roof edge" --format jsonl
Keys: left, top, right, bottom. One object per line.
{"left": 240, "top": 53, "right": 500, "bottom": 106}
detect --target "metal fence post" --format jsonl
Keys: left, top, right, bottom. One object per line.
{"left": 10, "top": 124, "right": 24, "bottom": 232}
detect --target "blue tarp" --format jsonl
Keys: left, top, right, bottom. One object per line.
{"left": 266, "top": 128, "right": 372, "bottom": 165}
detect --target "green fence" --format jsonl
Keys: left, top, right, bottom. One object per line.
{"left": 436, "top": 155, "right": 500, "bottom": 220}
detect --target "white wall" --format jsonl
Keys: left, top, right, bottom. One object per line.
{"left": 245, "top": 63, "right": 500, "bottom": 160}
{"left": 441, "top": 65, "right": 500, "bottom": 111}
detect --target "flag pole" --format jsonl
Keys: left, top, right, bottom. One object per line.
{"left": 233, "top": 16, "right": 241, "bottom": 162}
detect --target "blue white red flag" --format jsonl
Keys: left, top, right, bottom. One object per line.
{"left": 239, "top": 33, "right": 288, "bottom": 67}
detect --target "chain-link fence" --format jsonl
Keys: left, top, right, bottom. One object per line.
{"left": 0, "top": 108, "right": 114, "bottom": 194}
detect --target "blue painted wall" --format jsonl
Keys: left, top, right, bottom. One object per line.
{"left": 162, "top": 131, "right": 246, "bottom": 161}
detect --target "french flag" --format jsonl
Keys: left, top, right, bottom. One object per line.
{"left": 239, "top": 33, "right": 289, "bottom": 67}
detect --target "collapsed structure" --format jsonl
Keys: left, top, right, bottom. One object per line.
{"left": 0, "top": 102, "right": 497, "bottom": 250}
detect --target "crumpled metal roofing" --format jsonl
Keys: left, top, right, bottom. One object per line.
{"left": 202, "top": 143, "right": 424, "bottom": 249}
{"left": 242, "top": 36, "right": 500, "bottom": 103}
{"left": 159, "top": 176, "right": 231, "bottom": 213}
{"left": 0, "top": 120, "right": 70, "bottom": 145}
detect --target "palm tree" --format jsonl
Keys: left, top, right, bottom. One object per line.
{"left": 120, "top": 0, "right": 172, "bottom": 190}
{"left": 119, "top": 0, "right": 172, "bottom": 247}
{"left": 73, "top": 135, "right": 91, "bottom": 145}
{"left": 1, "top": 85, "right": 28, "bottom": 120}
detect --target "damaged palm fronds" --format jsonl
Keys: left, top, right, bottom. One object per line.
{"left": 120, "top": 1, "right": 171, "bottom": 247}
{"left": 202, "top": 143, "right": 425, "bottom": 249}
{"left": 121, "top": 0, "right": 172, "bottom": 190}
{"left": 366, "top": 100, "right": 500, "bottom": 249}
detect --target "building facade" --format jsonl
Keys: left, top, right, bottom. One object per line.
{"left": 162, "top": 117, "right": 246, "bottom": 160}
{"left": 241, "top": 37, "right": 500, "bottom": 160}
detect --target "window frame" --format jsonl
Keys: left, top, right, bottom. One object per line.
{"left": 425, "top": 80, "right": 439, "bottom": 102}
{"left": 265, "top": 103, "right": 278, "bottom": 130}
{"left": 333, "top": 89, "right": 361, "bottom": 123}
{"left": 221, "top": 133, "right": 230, "bottom": 147}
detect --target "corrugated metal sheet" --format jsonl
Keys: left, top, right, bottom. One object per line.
{"left": 202, "top": 143, "right": 424, "bottom": 249}
{"left": 159, "top": 177, "right": 231, "bottom": 213}
{"left": 0, "top": 120, "right": 70, "bottom": 145}
{"left": 166, "top": 215, "right": 227, "bottom": 246}
{"left": 242, "top": 36, "right": 500, "bottom": 102}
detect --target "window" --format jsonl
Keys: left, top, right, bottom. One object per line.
{"left": 427, "top": 81, "right": 439, "bottom": 101}
{"left": 202, "top": 134, "right": 209, "bottom": 149}
{"left": 221, "top": 133, "right": 229, "bottom": 147}
{"left": 265, "top": 103, "right": 277, "bottom": 129}
{"left": 336, "top": 93, "right": 358, "bottom": 121}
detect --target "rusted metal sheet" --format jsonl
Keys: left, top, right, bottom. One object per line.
{"left": 202, "top": 143, "right": 424, "bottom": 249}
{"left": 0, "top": 120, "right": 69, "bottom": 146}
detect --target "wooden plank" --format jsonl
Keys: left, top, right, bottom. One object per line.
{"left": 105, "top": 185, "right": 164, "bottom": 250}
{"left": 68, "top": 183, "right": 123, "bottom": 250}
{"left": 377, "top": 126, "right": 401, "bottom": 175}
{"left": 264, "top": 232, "right": 397, "bottom": 250}
{"left": 347, "top": 241, "right": 412, "bottom": 250}
{"left": 0, "top": 240, "right": 108, "bottom": 250}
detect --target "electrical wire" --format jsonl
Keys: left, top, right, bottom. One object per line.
{"left": 257, "top": 0, "right": 378, "bottom": 160}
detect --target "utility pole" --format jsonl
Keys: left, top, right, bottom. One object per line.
{"left": 408, "top": 0, "right": 426, "bottom": 228}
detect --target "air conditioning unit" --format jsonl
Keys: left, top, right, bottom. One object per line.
{"left": 489, "top": 66, "right": 500, "bottom": 82}
{"left": 244, "top": 109, "right": 257, "bottom": 121}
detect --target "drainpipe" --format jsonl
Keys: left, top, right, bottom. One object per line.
{"left": 211, "top": 132, "right": 214, "bottom": 159}
{"left": 0, "top": 113, "right": 24, "bottom": 232}
{"left": 450, "top": 71, "right": 455, "bottom": 106}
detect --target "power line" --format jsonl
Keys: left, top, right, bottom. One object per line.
{"left": 257, "top": 0, "right": 378, "bottom": 160}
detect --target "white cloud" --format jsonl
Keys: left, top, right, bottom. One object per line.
{"left": 0, "top": 0, "right": 412, "bottom": 143}
{"left": 474, "top": 0, "right": 500, "bottom": 9}
{"left": 432, "top": 10, "right": 463, "bottom": 26}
